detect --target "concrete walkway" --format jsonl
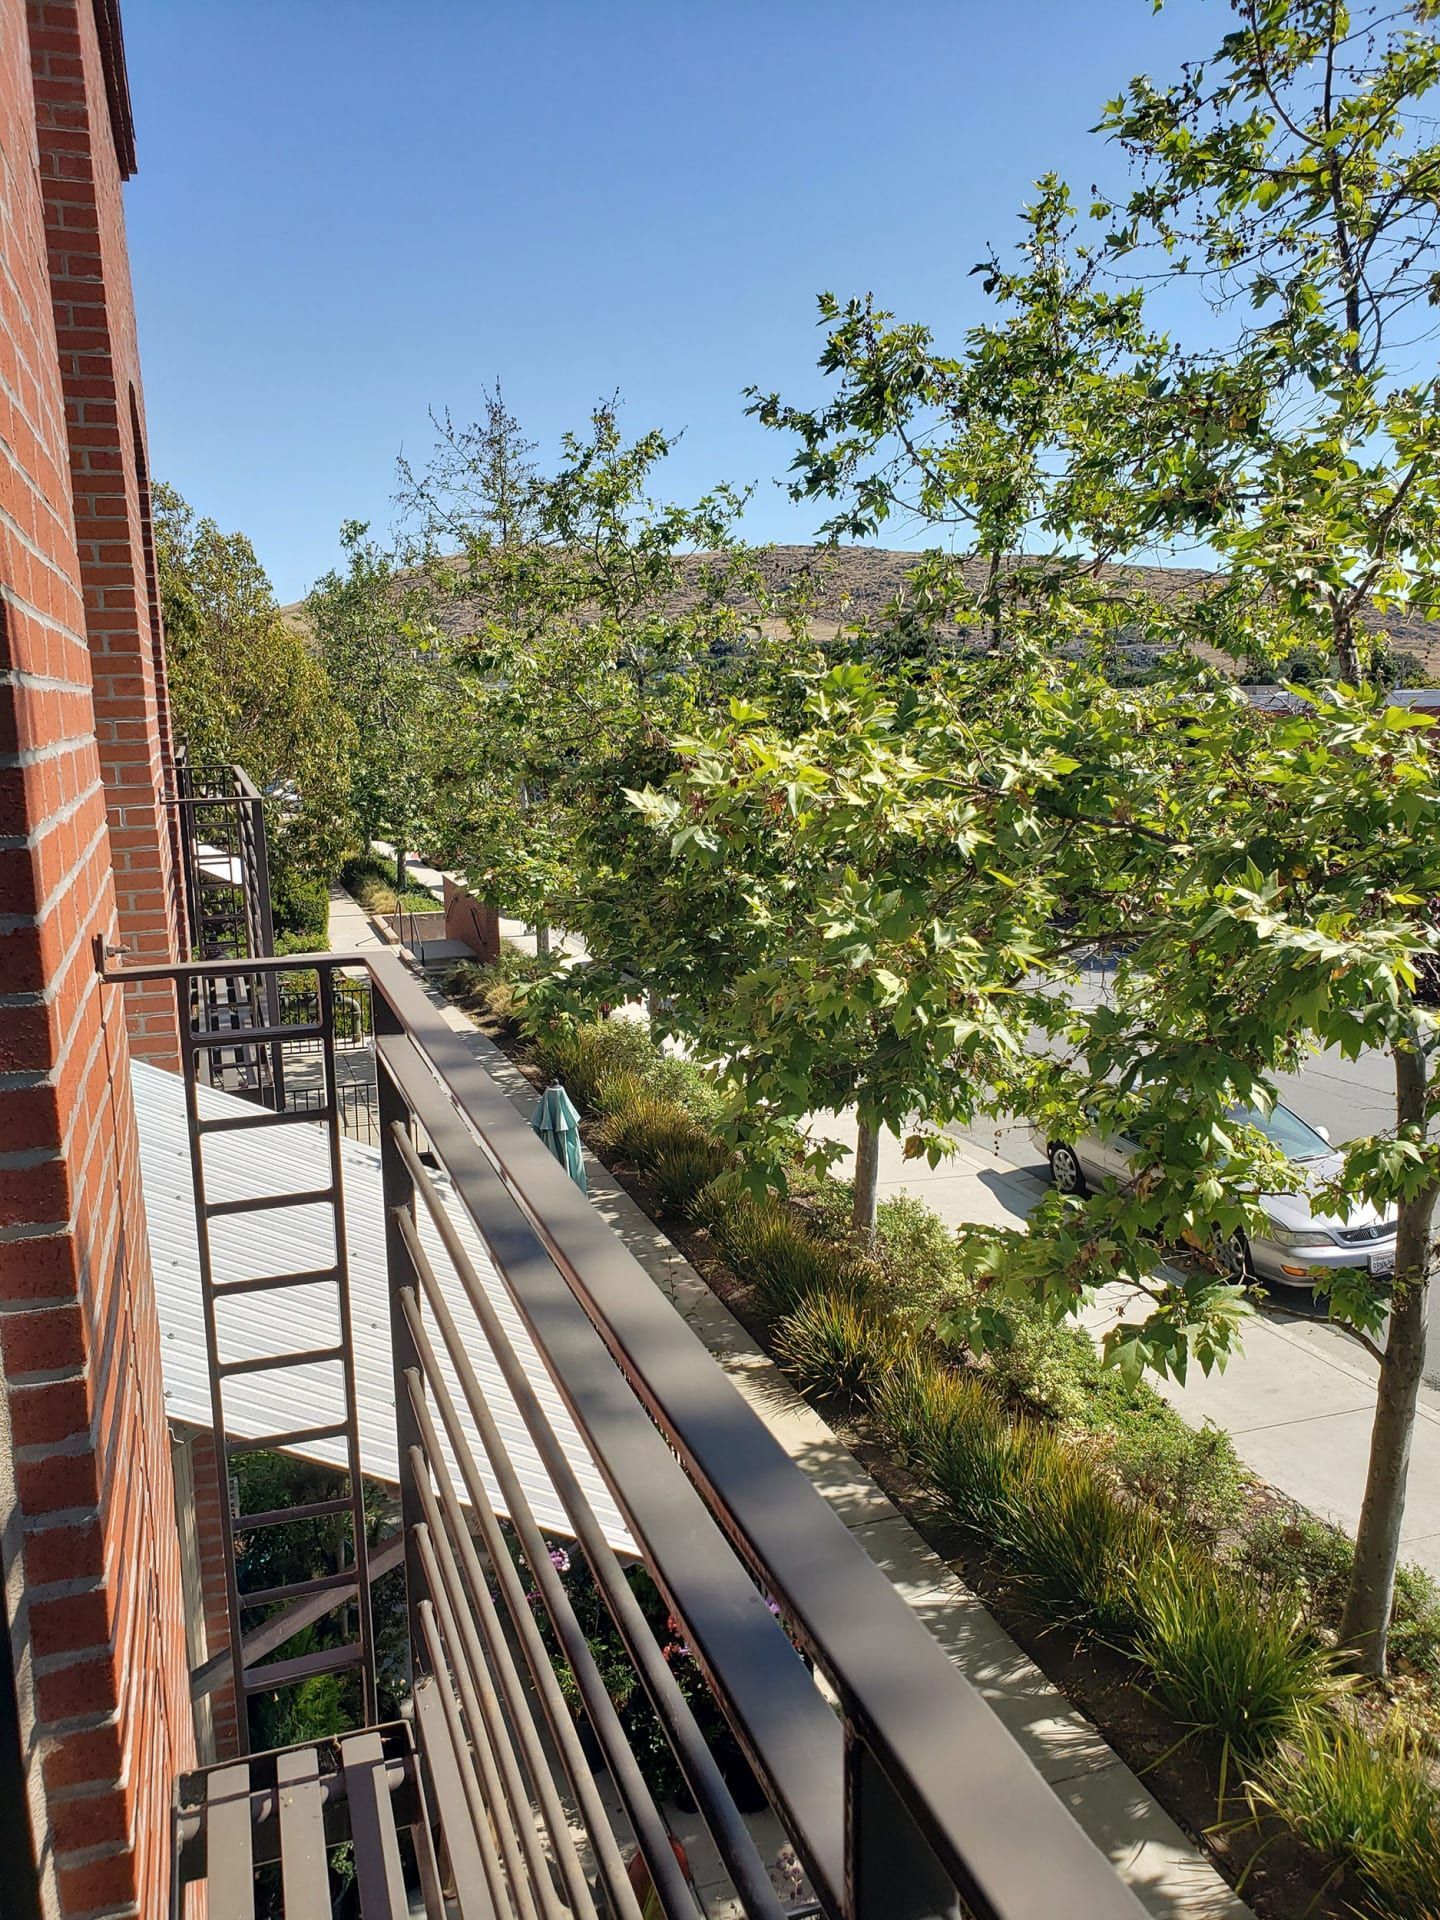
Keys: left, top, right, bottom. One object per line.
{"left": 414, "top": 986, "right": 1246, "bottom": 1919}
{"left": 814, "top": 1110, "right": 1440, "bottom": 1580}
{"left": 326, "top": 882, "right": 392, "bottom": 967}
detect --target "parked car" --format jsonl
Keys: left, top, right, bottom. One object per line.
{"left": 1032, "top": 1100, "right": 1396, "bottom": 1288}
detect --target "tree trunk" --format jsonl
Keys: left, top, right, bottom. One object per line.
{"left": 1338, "top": 1033, "right": 1437, "bottom": 1674}
{"left": 852, "top": 1119, "right": 881, "bottom": 1249}
{"left": 395, "top": 846, "right": 407, "bottom": 894}
{"left": 534, "top": 922, "right": 551, "bottom": 959}
{"left": 1331, "top": 600, "right": 1365, "bottom": 686}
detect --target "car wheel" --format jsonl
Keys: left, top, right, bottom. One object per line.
{"left": 1213, "top": 1228, "right": 1253, "bottom": 1284}
{"left": 1049, "top": 1143, "right": 1087, "bottom": 1196}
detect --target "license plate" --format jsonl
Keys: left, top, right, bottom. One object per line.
{"left": 1370, "top": 1250, "right": 1395, "bottom": 1278}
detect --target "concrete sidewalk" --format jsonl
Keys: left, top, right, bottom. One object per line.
{"left": 813, "top": 1110, "right": 1440, "bottom": 1579}
{"left": 326, "top": 883, "right": 391, "bottom": 970}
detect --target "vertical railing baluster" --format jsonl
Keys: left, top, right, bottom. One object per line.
{"left": 376, "top": 989, "right": 427, "bottom": 1673}
{"left": 239, "top": 770, "right": 284, "bottom": 1104}
{"left": 846, "top": 1721, "right": 966, "bottom": 1920}
{"left": 318, "top": 963, "right": 377, "bottom": 1725}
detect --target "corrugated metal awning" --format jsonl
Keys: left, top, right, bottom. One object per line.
{"left": 133, "top": 1060, "right": 631, "bottom": 1551}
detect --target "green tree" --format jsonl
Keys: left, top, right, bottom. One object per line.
{"left": 731, "top": 0, "right": 1440, "bottom": 1672}
{"left": 1099, "top": 0, "right": 1440, "bottom": 687}
{"left": 397, "top": 400, "right": 782, "bottom": 982}
{"left": 1095, "top": 0, "right": 1440, "bottom": 1677}
{"left": 630, "top": 657, "right": 1136, "bottom": 1245}
{"left": 305, "top": 521, "right": 450, "bottom": 885}
{"left": 154, "top": 481, "right": 355, "bottom": 880}
{"left": 748, "top": 177, "right": 1269, "bottom": 666}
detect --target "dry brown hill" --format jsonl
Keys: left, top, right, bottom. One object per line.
{"left": 286, "top": 545, "right": 1440, "bottom": 678}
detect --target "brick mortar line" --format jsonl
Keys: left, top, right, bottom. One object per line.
{"left": 0, "top": 735, "right": 98, "bottom": 772}
{"left": 0, "top": 595, "right": 90, "bottom": 666}
{"left": 0, "top": 475, "right": 84, "bottom": 592}
{"left": 0, "top": 813, "right": 108, "bottom": 933}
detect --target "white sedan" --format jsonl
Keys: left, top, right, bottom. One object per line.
{"left": 1033, "top": 1101, "right": 1397, "bottom": 1289}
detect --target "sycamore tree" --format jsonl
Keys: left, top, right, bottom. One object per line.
{"left": 710, "top": 0, "right": 1440, "bottom": 1672}
{"left": 628, "top": 654, "right": 1143, "bottom": 1245}
{"left": 1094, "top": 0, "right": 1440, "bottom": 1677}
{"left": 155, "top": 480, "right": 355, "bottom": 879}
{"left": 748, "top": 177, "right": 1274, "bottom": 664}
{"left": 1100, "top": 0, "right": 1440, "bottom": 685}
{"left": 641, "top": 654, "right": 1440, "bottom": 1674}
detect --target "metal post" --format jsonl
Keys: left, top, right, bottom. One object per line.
{"left": 239, "top": 774, "right": 284, "bottom": 1104}
{"left": 179, "top": 972, "right": 251, "bottom": 1756}
{"left": 375, "top": 988, "right": 427, "bottom": 1678}
{"left": 318, "top": 964, "right": 377, "bottom": 1726}
{"left": 846, "top": 1725, "right": 966, "bottom": 1920}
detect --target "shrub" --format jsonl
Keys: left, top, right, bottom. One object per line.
{"left": 1239, "top": 1514, "right": 1440, "bottom": 1682}
{"left": 774, "top": 1292, "right": 901, "bottom": 1408}
{"left": 271, "top": 863, "right": 330, "bottom": 943}
{"left": 275, "top": 927, "right": 325, "bottom": 958}
{"left": 1105, "top": 1418, "right": 1245, "bottom": 1545}
{"left": 1002, "top": 1441, "right": 1164, "bottom": 1635}
{"left": 644, "top": 1051, "right": 726, "bottom": 1126}
{"left": 872, "top": 1192, "right": 968, "bottom": 1321}
{"left": 1135, "top": 1556, "right": 1341, "bottom": 1801}
{"left": 1250, "top": 1712, "right": 1440, "bottom": 1919}
{"left": 980, "top": 1312, "right": 1100, "bottom": 1422}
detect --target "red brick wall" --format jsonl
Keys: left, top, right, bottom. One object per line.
{"left": 30, "top": 0, "right": 181, "bottom": 1064}
{"left": 0, "top": 4, "right": 195, "bottom": 1916}
{"left": 185, "top": 1430, "right": 239, "bottom": 1759}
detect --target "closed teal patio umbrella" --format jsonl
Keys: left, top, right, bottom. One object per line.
{"left": 531, "top": 1083, "right": 587, "bottom": 1194}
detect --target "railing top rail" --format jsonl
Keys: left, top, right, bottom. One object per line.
{"left": 101, "top": 950, "right": 368, "bottom": 983}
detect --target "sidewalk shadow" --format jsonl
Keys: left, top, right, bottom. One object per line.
{"left": 976, "top": 1167, "right": 1046, "bottom": 1225}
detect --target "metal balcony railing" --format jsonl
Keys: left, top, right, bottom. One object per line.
{"left": 170, "top": 749, "right": 279, "bottom": 968}
{"left": 166, "top": 750, "right": 287, "bottom": 1104}
{"left": 105, "top": 944, "right": 1147, "bottom": 1920}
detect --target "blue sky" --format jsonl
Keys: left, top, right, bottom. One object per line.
{"left": 122, "top": 0, "right": 1211, "bottom": 603}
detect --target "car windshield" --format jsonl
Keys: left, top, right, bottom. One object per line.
{"left": 1228, "top": 1103, "right": 1330, "bottom": 1163}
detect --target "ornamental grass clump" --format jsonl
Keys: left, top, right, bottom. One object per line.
{"left": 700, "top": 1188, "right": 868, "bottom": 1317}
{"left": 873, "top": 1358, "right": 1027, "bottom": 1536}
{"left": 1136, "top": 1555, "right": 1342, "bottom": 1806}
{"left": 594, "top": 1077, "right": 696, "bottom": 1171}
{"left": 1250, "top": 1712, "right": 1440, "bottom": 1919}
{"left": 529, "top": 1018, "right": 659, "bottom": 1113}
{"left": 1002, "top": 1441, "right": 1165, "bottom": 1636}
{"left": 651, "top": 1135, "right": 733, "bottom": 1214}
{"left": 773, "top": 1292, "right": 902, "bottom": 1409}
